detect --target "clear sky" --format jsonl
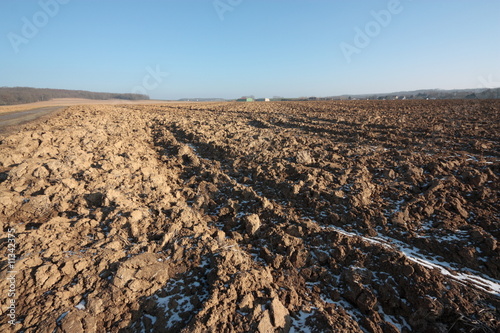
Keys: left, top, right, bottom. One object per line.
{"left": 1, "top": 0, "right": 499, "bottom": 100}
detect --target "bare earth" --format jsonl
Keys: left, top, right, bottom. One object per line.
{"left": 0, "top": 107, "right": 68, "bottom": 135}
{"left": 0, "top": 100, "right": 499, "bottom": 332}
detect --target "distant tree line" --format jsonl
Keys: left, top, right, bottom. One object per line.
{"left": 0, "top": 87, "right": 149, "bottom": 105}
{"left": 314, "top": 88, "right": 500, "bottom": 101}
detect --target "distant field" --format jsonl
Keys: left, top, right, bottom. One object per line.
{"left": 0, "top": 98, "right": 170, "bottom": 114}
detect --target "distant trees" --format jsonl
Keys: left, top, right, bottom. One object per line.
{"left": 0, "top": 87, "right": 149, "bottom": 105}
{"left": 477, "top": 88, "right": 500, "bottom": 99}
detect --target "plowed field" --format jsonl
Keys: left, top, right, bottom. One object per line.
{"left": 1, "top": 100, "right": 499, "bottom": 332}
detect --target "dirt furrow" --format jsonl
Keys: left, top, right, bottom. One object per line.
{"left": 1, "top": 100, "right": 499, "bottom": 332}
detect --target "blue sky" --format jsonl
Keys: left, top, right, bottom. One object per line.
{"left": 1, "top": 0, "right": 499, "bottom": 99}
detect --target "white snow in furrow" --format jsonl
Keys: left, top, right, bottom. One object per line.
{"left": 74, "top": 298, "right": 86, "bottom": 310}
{"left": 379, "top": 308, "right": 411, "bottom": 332}
{"left": 319, "top": 224, "right": 500, "bottom": 296}
{"left": 289, "top": 310, "right": 314, "bottom": 333}
{"left": 184, "top": 138, "right": 500, "bottom": 297}
{"left": 144, "top": 314, "right": 157, "bottom": 325}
